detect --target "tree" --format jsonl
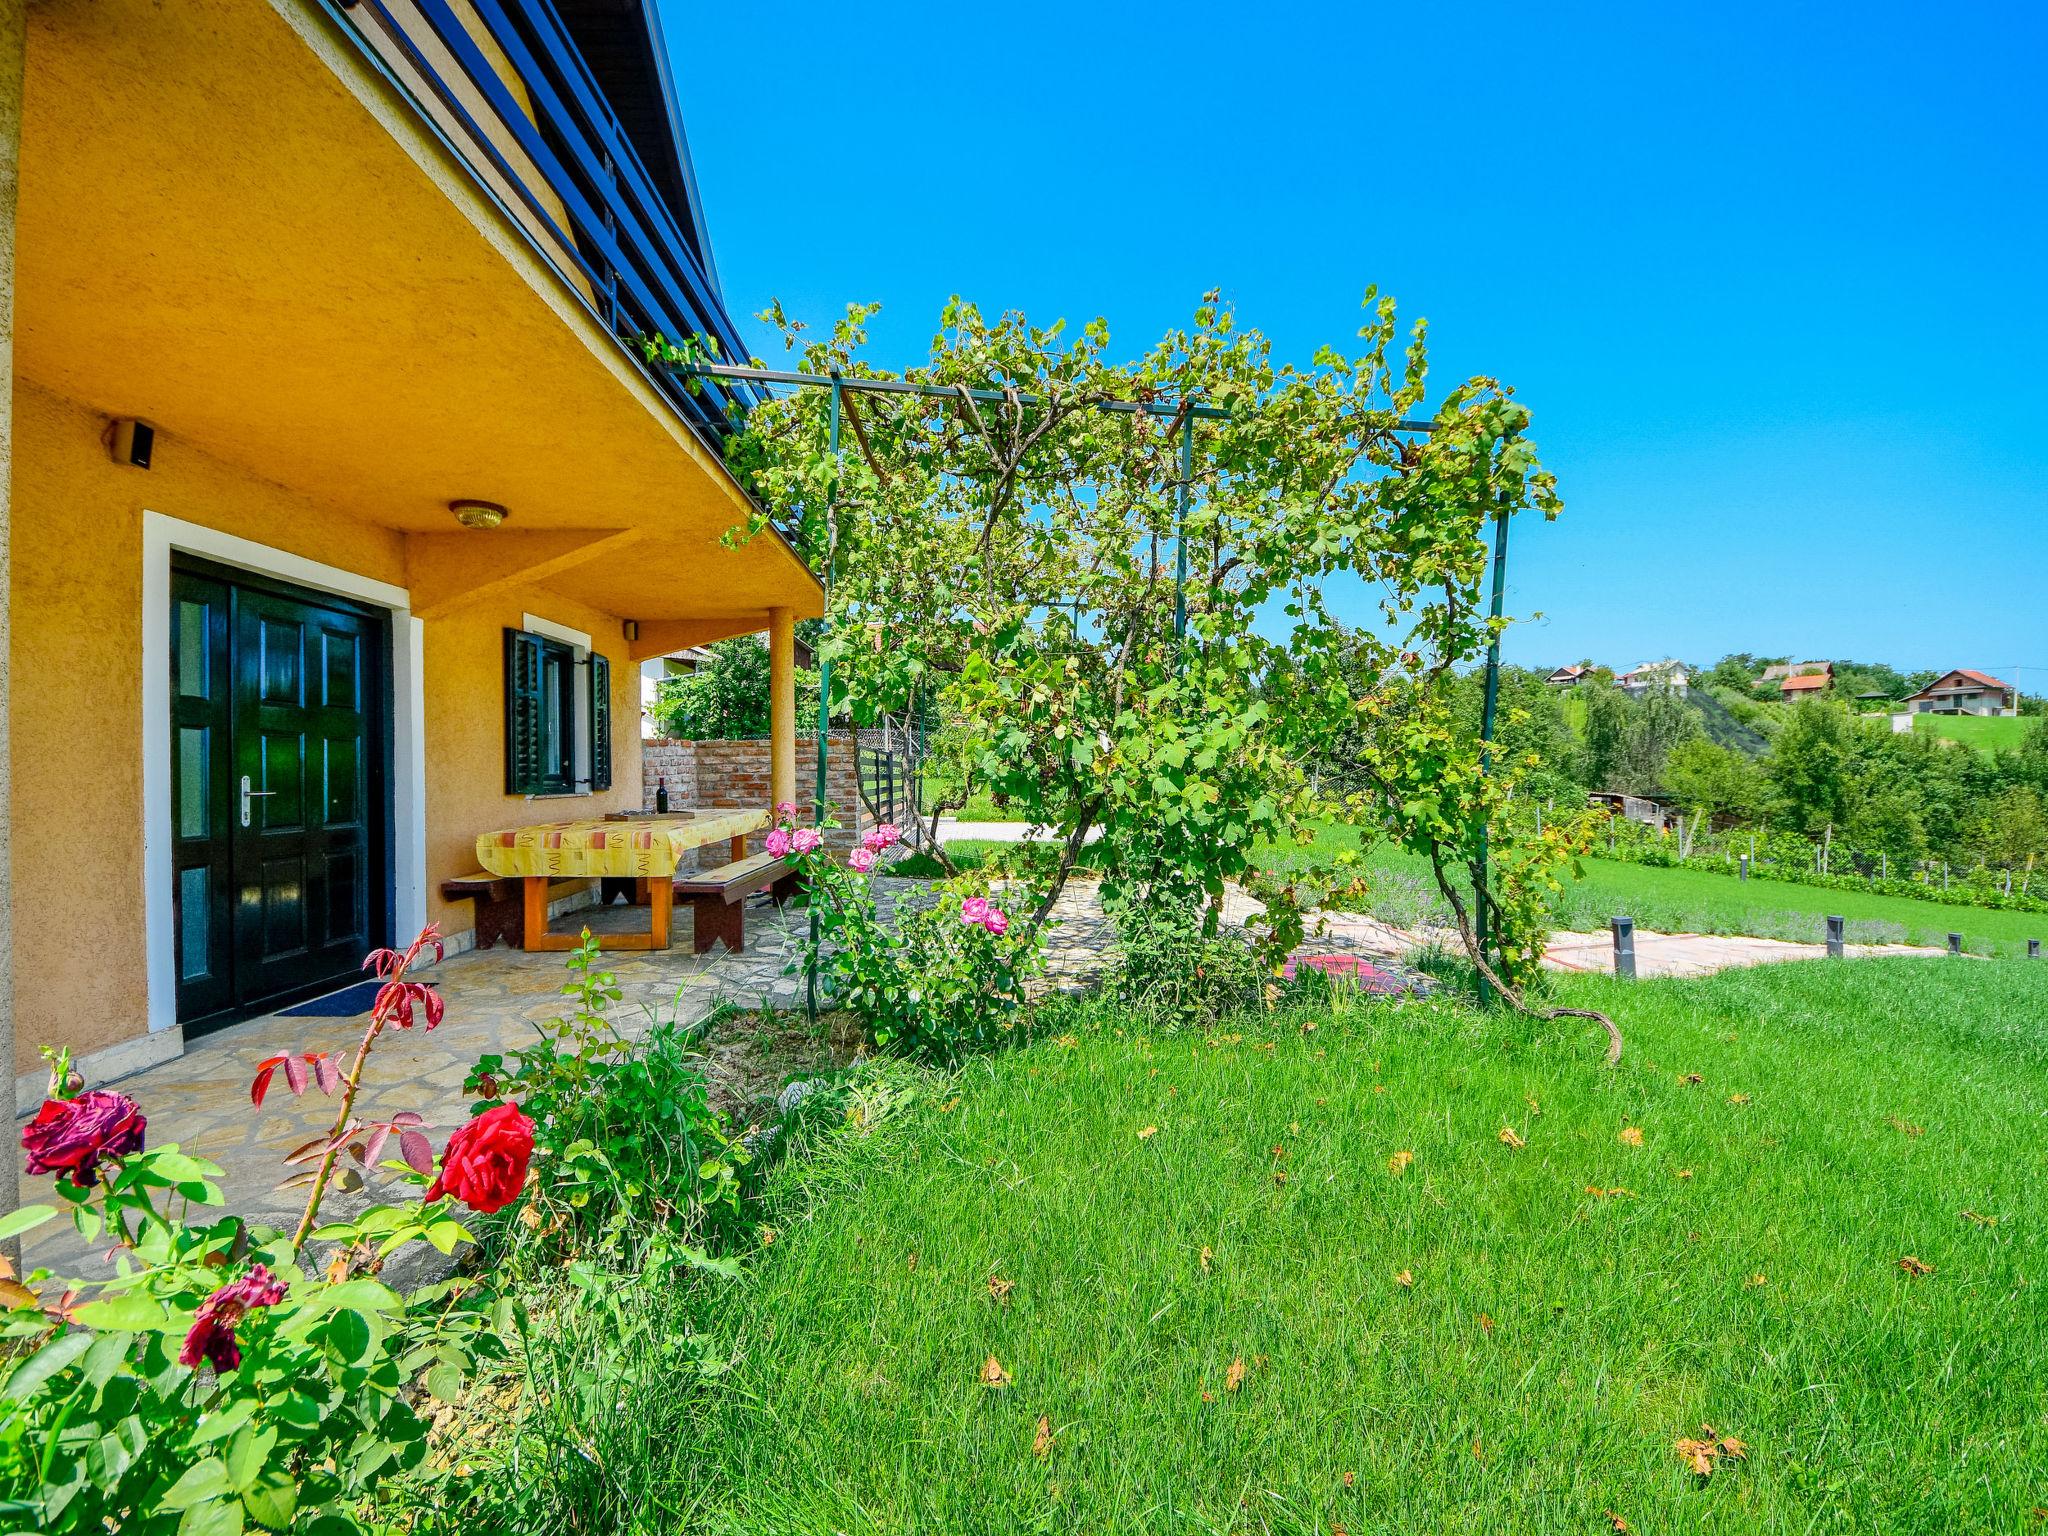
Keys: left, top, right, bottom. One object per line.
{"left": 647, "top": 636, "right": 821, "bottom": 741}
{"left": 674, "top": 291, "right": 1580, "bottom": 1004}
{"left": 1580, "top": 684, "right": 1630, "bottom": 790}
{"left": 1621, "top": 685, "right": 1701, "bottom": 795}
{"left": 1662, "top": 738, "right": 1760, "bottom": 855}
{"left": 1975, "top": 785, "right": 2047, "bottom": 892}
{"left": 1766, "top": 699, "right": 1855, "bottom": 835}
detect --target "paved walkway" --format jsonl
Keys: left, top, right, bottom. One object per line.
{"left": 20, "top": 877, "right": 1951, "bottom": 1275}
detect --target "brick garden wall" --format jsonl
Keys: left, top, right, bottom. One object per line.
{"left": 644, "top": 734, "right": 865, "bottom": 871}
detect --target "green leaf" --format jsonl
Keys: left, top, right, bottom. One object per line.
{"left": 240, "top": 1469, "right": 297, "bottom": 1530}
{"left": 72, "top": 1293, "right": 171, "bottom": 1332}
{"left": 177, "top": 1496, "right": 246, "bottom": 1536}
{"left": 0, "top": 1205, "right": 57, "bottom": 1242}
{"left": 224, "top": 1423, "right": 278, "bottom": 1493}
{"left": 162, "top": 1457, "right": 235, "bottom": 1510}
{"left": 3, "top": 1329, "right": 93, "bottom": 1400}
{"left": 424, "top": 1361, "right": 464, "bottom": 1402}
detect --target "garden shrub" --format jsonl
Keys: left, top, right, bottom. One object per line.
{"left": 0, "top": 928, "right": 520, "bottom": 1536}
{"left": 462, "top": 931, "right": 749, "bottom": 1273}
{"left": 780, "top": 809, "right": 1042, "bottom": 1062}
{"left": 1101, "top": 864, "right": 1266, "bottom": 1029}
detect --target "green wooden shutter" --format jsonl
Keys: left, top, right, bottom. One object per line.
{"left": 504, "top": 629, "right": 546, "bottom": 794}
{"left": 588, "top": 650, "right": 613, "bottom": 792}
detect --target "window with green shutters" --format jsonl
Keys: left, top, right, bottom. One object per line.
{"left": 504, "top": 628, "right": 612, "bottom": 796}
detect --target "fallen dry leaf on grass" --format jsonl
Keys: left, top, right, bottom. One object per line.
{"left": 1727, "top": 1093, "right": 1751, "bottom": 1106}
{"left": 1032, "top": 1413, "right": 1053, "bottom": 1458}
{"left": 1498, "top": 1126, "right": 1526, "bottom": 1149}
{"left": 1526, "top": 1095, "right": 1543, "bottom": 1117}
{"left": 987, "top": 1275, "right": 1014, "bottom": 1305}
{"left": 979, "top": 1354, "right": 1011, "bottom": 1388}
{"left": 1394, "top": 1269, "right": 1414, "bottom": 1288}
{"left": 1478, "top": 1313, "right": 1496, "bottom": 1334}
{"left": 1898, "top": 1254, "right": 1935, "bottom": 1277}
{"left": 1388, "top": 1150, "right": 1414, "bottom": 1176}
{"left": 1605, "top": 1514, "right": 1631, "bottom": 1533}
{"left": 1332, "top": 1524, "right": 1348, "bottom": 1536}
{"left": 1618, "top": 1126, "right": 1645, "bottom": 1147}
{"left": 1199, "top": 1245, "right": 1214, "bottom": 1271}
{"left": 1674, "top": 1425, "right": 1748, "bottom": 1477}
{"left": 1888, "top": 1115, "right": 1925, "bottom": 1137}
{"left": 1961, "top": 1209, "right": 1998, "bottom": 1227}
{"left": 1585, "top": 1185, "right": 1635, "bottom": 1200}
{"left": 906, "top": 1251, "right": 919, "bottom": 1273}
{"left": 1676, "top": 1168, "right": 1694, "bottom": 1180}
{"left": 1137, "top": 1125, "right": 1159, "bottom": 1141}
{"left": 1273, "top": 1170, "right": 1288, "bottom": 1186}
{"left": 1343, "top": 1471, "right": 1356, "bottom": 1488}
{"left": 1745, "top": 1273, "right": 1768, "bottom": 1288}
{"left": 1225, "top": 1356, "right": 1246, "bottom": 1393}
{"left": 1681, "top": 1072, "right": 1704, "bottom": 1086}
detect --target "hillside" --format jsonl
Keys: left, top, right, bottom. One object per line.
{"left": 1687, "top": 687, "right": 1769, "bottom": 754}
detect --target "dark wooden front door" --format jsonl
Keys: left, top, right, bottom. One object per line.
{"left": 170, "top": 561, "right": 389, "bottom": 1029}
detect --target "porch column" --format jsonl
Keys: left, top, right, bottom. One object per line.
{"left": 768, "top": 606, "right": 795, "bottom": 812}
{"left": 0, "top": 0, "right": 24, "bottom": 1237}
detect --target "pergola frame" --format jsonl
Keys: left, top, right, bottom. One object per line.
{"left": 667, "top": 359, "right": 1518, "bottom": 1003}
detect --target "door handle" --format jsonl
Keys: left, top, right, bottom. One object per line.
{"left": 240, "top": 774, "right": 277, "bottom": 828}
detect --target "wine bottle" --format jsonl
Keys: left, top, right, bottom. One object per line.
{"left": 655, "top": 776, "right": 670, "bottom": 814}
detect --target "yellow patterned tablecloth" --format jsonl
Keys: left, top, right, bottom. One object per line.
{"left": 475, "top": 809, "right": 769, "bottom": 880}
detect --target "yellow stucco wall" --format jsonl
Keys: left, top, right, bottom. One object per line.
{"left": 9, "top": 379, "right": 643, "bottom": 1073}
{"left": 421, "top": 587, "right": 644, "bottom": 933}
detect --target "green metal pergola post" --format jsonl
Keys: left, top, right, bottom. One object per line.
{"left": 1174, "top": 407, "right": 1193, "bottom": 644}
{"left": 1473, "top": 500, "right": 1510, "bottom": 1004}
{"left": 807, "top": 373, "right": 842, "bottom": 1026}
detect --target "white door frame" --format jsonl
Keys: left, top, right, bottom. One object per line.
{"left": 140, "top": 512, "right": 428, "bottom": 1035}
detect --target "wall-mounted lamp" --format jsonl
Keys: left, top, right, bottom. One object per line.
{"left": 623, "top": 620, "right": 640, "bottom": 642}
{"left": 106, "top": 418, "right": 156, "bottom": 469}
{"left": 449, "top": 499, "right": 509, "bottom": 531}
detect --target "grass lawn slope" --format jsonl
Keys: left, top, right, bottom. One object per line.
{"left": 658, "top": 958, "right": 2047, "bottom": 1533}
{"left": 1252, "top": 822, "right": 2046, "bottom": 957}
{"left": 1911, "top": 713, "right": 2035, "bottom": 753}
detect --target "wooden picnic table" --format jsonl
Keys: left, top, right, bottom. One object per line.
{"left": 473, "top": 808, "right": 769, "bottom": 951}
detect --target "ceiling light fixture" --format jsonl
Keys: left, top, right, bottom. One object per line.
{"left": 449, "top": 499, "right": 509, "bottom": 531}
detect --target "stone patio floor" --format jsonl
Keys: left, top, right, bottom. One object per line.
{"left": 19, "top": 877, "right": 1951, "bottom": 1275}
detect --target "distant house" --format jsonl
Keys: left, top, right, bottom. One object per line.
{"left": 1760, "top": 660, "right": 1830, "bottom": 684}
{"left": 1778, "top": 670, "right": 1831, "bottom": 700}
{"left": 1617, "top": 660, "right": 1689, "bottom": 696}
{"left": 1588, "top": 790, "right": 1679, "bottom": 832}
{"left": 1901, "top": 669, "right": 2018, "bottom": 717}
{"left": 1546, "top": 664, "right": 1588, "bottom": 689}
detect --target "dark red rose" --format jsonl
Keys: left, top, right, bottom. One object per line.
{"left": 179, "top": 1263, "right": 287, "bottom": 1373}
{"left": 424, "top": 1103, "right": 534, "bottom": 1215}
{"left": 21, "top": 1090, "right": 146, "bottom": 1187}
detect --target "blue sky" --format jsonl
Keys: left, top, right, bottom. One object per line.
{"left": 665, "top": 0, "right": 2046, "bottom": 687}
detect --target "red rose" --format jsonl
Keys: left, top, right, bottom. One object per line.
{"left": 179, "top": 1263, "right": 287, "bottom": 1373}
{"left": 424, "top": 1103, "right": 534, "bottom": 1214}
{"left": 21, "top": 1090, "right": 146, "bottom": 1187}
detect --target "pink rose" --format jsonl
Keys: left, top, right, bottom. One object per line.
{"left": 849, "top": 846, "right": 877, "bottom": 873}
{"left": 983, "top": 907, "right": 1009, "bottom": 937}
{"left": 874, "top": 823, "right": 901, "bottom": 848}
{"left": 791, "top": 828, "right": 823, "bottom": 854}
{"left": 775, "top": 801, "right": 798, "bottom": 821}
{"left": 960, "top": 896, "right": 990, "bottom": 926}
{"left": 764, "top": 828, "right": 792, "bottom": 858}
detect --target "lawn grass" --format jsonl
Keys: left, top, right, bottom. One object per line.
{"left": 1911, "top": 713, "right": 2036, "bottom": 753}
{"left": 1252, "top": 821, "right": 2045, "bottom": 957}
{"left": 654, "top": 958, "right": 2048, "bottom": 1532}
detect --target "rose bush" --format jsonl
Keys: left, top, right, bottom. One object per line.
{"left": 783, "top": 813, "right": 1041, "bottom": 1062}
{"left": 0, "top": 926, "right": 515, "bottom": 1534}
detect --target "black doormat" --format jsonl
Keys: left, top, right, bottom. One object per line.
{"left": 279, "top": 979, "right": 397, "bottom": 1017}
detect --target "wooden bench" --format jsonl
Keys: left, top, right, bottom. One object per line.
{"left": 673, "top": 853, "right": 797, "bottom": 955}
{"left": 440, "top": 872, "right": 530, "bottom": 951}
